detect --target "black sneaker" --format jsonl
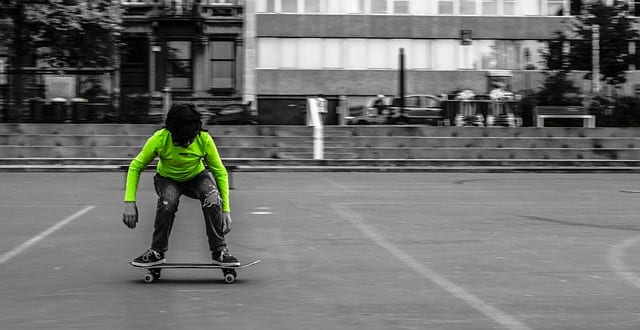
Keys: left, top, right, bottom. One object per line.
{"left": 212, "top": 248, "right": 240, "bottom": 267}
{"left": 131, "top": 249, "right": 166, "bottom": 267}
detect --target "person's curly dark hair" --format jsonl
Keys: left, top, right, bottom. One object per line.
{"left": 165, "top": 103, "right": 204, "bottom": 145}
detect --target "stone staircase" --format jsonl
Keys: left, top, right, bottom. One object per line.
{"left": 1, "top": 124, "right": 640, "bottom": 172}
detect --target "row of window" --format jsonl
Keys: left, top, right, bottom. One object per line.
{"left": 119, "top": 0, "right": 640, "bottom": 16}
{"left": 121, "top": 0, "right": 237, "bottom": 4}
{"left": 122, "top": 39, "right": 236, "bottom": 90}
{"left": 256, "top": 0, "right": 640, "bottom": 16}
{"left": 257, "top": 38, "right": 547, "bottom": 71}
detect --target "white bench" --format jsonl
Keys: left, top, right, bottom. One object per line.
{"left": 533, "top": 106, "right": 595, "bottom": 128}
{"left": 534, "top": 114, "right": 595, "bottom": 128}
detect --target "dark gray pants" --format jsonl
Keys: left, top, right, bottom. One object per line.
{"left": 151, "top": 171, "right": 225, "bottom": 254}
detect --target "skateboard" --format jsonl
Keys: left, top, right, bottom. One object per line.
{"left": 130, "top": 260, "right": 260, "bottom": 284}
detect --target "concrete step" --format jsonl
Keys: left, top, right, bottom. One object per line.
{"left": 0, "top": 134, "right": 149, "bottom": 147}
{"left": 0, "top": 146, "right": 314, "bottom": 158}
{"left": 2, "top": 144, "right": 639, "bottom": 159}
{"left": 3, "top": 145, "right": 639, "bottom": 160}
{"left": 3, "top": 124, "right": 640, "bottom": 138}
{"left": 1, "top": 124, "right": 639, "bottom": 172}
{"left": 1, "top": 157, "right": 639, "bottom": 169}
{"left": 0, "top": 123, "right": 332, "bottom": 137}
{"left": 3, "top": 134, "right": 639, "bottom": 149}
{"left": 341, "top": 126, "right": 640, "bottom": 138}
{"left": 324, "top": 136, "right": 640, "bottom": 149}
{"left": 275, "top": 152, "right": 359, "bottom": 160}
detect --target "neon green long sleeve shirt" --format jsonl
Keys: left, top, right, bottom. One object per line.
{"left": 124, "top": 128, "right": 230, "bottom": 212}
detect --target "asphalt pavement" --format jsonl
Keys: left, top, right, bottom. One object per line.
{"left": 1, "top": 171, "right": 640, "bottom": 330}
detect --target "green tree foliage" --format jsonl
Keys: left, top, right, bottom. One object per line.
{"left": 0, "top": 0, "right": 122, "bottom": 120}
{"left": 536, "top": 70, "right": 581, "bottom": 106}
{"left": 545, "top": 1, "right": 639, "bottom": 87}
{"left": 1, "top": 0, "right": 122, "bottom": 67}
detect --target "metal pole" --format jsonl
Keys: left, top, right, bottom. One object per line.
{"left": 399, "top": 48, "right": 405, "bottom": 120}
{"left": 592, "top": 24, "right": 600, "bottom": 94}
{"left": 163, "top": 87, "right": 172, "bottom": 122}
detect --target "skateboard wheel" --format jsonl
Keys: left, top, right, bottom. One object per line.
{"left": 224, "top": 273, "right": 235, "bottom": 284}
{"left": 144, "top": 273, "right": 155, "bottom": 283}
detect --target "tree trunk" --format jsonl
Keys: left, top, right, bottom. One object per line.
{"left": 12, "top": 2, "right": 25, "bottom": 122}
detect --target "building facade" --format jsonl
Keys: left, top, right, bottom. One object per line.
{"left": 250, "top": 0, "right": 640, "bottom": 124}
{"left": 120, "top": 0, "right": 247, "bottom": 117}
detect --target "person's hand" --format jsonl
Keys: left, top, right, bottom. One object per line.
{"left": 123, "top": 202, "right": 138, "bottom": 229}
{"left": 222, "top": 212, "right": 232, "bottom": 234}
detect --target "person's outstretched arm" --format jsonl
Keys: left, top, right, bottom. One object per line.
{"left": 122, "top": 132, "right": 160, "bottom": 229}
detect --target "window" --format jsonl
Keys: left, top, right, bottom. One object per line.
{"left": 521, "top": 41, "right": 546, "bottom": 69}
{"left": 327, "top": 0, "right": 342, "bottom": 13}
{"left": 266, "top": 0, "right": 276, "bottom": 12}
{"left": 371, "top": 0, "right": 387, "bottom": 13}
{"left": 210, "top": 40, "right": 235, "bottom": 89}
{"left": 257, "top": 0, "right": 276, "bottom": 12}
{"left": 281, "top": 0, "right": 298, "bottom": 13}
{"left": 547, "top": 0, "right": 565, "bottom": 16}
{"left": 368, "top": 39, "right": 390, "bottom": 68}
{"left": 405, "top": 96, "right": 420, "bottom": 107}
{"left": 413, "top": 0, "right": 431, "bottom": 14}
{"left": 521, "top": 1, "right": 541, "bottom": 15}
{"left": 166, "top": 41, "right": 192, "bottom": 89}
{"left": 389, "top": 39, "right": 412, "bottom": 68}
{"left": 324, "top": 39, "right": 343, "bottom": 68}
{"left": 633, "top": 1, "right": 640, "bottom": 17}
{"left": 432, "top": 40, "right": 458, "bottom": 69}
{"left": 634, "top": 42, "right": 640, "bottom": 70}
{"left": 258, "top": 38, "right": 279, "bottom": 68}
{"left": 281, "top": 38, "right": 298, "bottom": 68}
{"left": 344, "top": 0, "right": 364, "bottom": 13}
{"left": 345, "top": 39, "right": 368, "bottom": 69}
{"left": 122, "top": 38, "right": 147, "bottom": 64}
{"left": 570, "top": 0, "right": 583, "bottom": 15}
{"left": 392, "top": 0, "right": 410, "bottom": 14}
{"left": 411, "top": 40, "right": 431, "bottom": 69}
{"left": 121, "top": 37, "right": 148, "bottom": 91}
{"left": 299, "top": 39, "right": 323, "bottom": 68}
{"left": 256, "top": 37, "right": 548, "bottom": 71}
{"left": 460, "top": 42, "right": 475, "bottom": 69}
{"left": 438, "top": 0, "right": 454, "bottom": 14}
{"left": 304, "top": 0, "right": 321, "bottom": 13}
{"left": 460, "top": 0, "right": 476, "bottom": 15}
{"left": 474, "top": 40, "right": 546, "bottom": 70}
{"left": 482, "top": 0, "right": 498, "bottom": 15}
{"left": 478, "top": 40, "right": 502, "bottom": 69}
{"left": 504, "top": 0, "right": 517, "bottom": 15}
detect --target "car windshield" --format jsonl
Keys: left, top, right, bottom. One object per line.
{"left": 424, "top": 98, "right": 440, "bottom": 107}
{"left": 405, "top": 97, "right": 420, "bottom": 107}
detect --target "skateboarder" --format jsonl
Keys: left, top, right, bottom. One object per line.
{"left": 122, "top": 103, "right": 239, "bottom": 267}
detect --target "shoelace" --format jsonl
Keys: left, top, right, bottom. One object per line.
{"left": 142, "top": 249, "right": 159, "bottom": 262}
{"left": 216, "top": 248, "right": 229, "bottom": 260}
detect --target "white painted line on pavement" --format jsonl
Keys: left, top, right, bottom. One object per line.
{"left": 331, "top": 203, "right": 533, "bottom": 330}
{"left": 608, "top": 234, "right": 640, "bottom": 289}
{"left": 323, "top": 178, "right": 355, "bottom": 193}
{"left": 0, "top": 205, "right": 96, "bottom": 266}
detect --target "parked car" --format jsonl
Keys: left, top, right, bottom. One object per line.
{"left": 346, "top": 94, "right": 447, "bottom": 125}
{"left": 207, "top": 103, "right": 258, "bottom": 125}
{"left": 389, "top": 94, "right": 446, "bottom": 125}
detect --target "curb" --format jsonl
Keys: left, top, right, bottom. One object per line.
{"left": 1, "top": 164, "right": 639, "bottom": 173}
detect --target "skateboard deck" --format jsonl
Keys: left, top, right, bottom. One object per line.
{"left": 131, "top": 260, "right": 260, "bottom": 283}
